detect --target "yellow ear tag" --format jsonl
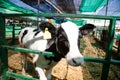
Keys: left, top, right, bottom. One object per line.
{"left": 43, "top": 28, "right": 52, "bottom": 39}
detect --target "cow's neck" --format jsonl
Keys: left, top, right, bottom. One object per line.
{"left": 45, "top": 33, "right": 67, "bottom": 61}
{"left": 45, "top": 37, "right": 63, "bottom": 62}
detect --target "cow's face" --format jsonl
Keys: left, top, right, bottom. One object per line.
{"left": 40, "top": 21, "right": 95, "bottom": 66}
{"left": 56, "top": 22, "right": 95, "bottom": 66}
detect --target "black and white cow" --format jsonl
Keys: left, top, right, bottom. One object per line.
{"left": 18, "top": 21, "right": 95, "bottom": 80}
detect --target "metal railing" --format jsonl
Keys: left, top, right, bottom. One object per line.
{"left": 0, "top": 13, "right": 120, "bottom": 80}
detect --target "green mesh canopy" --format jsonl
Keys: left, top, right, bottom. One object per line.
{"left": 0, "top": 7, "right": 21, "bottom": 14}
{"left": 68, "top": 20, "right": 86, "bottom": 26}
{"left": 79, "top": 0, "right": 107, "bottom": 12}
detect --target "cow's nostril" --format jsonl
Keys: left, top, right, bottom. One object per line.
{"left": 71, "top": 57, "right": 84, "bottom": 66}
{"left": 72, "top": 59, "right": 77, "bottom": 64}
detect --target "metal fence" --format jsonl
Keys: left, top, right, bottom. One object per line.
{"left": 0, "top": 13, "right": 120, "bottom": 80}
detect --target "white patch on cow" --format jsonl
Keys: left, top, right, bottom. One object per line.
{"left": 19, "top": 27, "right": 47, "bottom": 51}
{"left": 19, "top": 27, "right": 49, "bottom": 65}
{"left": 35, "top": 67, "right": 47, "bottom": 80}
{"left": 61, "top": 21, "right": 84, "bottom": 66}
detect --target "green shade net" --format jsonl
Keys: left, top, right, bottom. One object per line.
{"left": 79, "top": 0, "right": 107, "bottom": 12}
{"left": 0, "top": 7, "right": 21, "bottom": 14}
{"left": 0, "top": 0, "right": 35, "bottom": 14}
{"left": 68, "top": 20, "right": 86, "bottom": 27}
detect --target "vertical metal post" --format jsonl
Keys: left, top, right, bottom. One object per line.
{"left": 117, "top": 40, "right": 120, "bottom": 55}
{"left": 37, "top": 0, "right": 40, "bottom": 29}
{"left": 12, "top": 24, "right": 15, "bottom": 45}
{"left": 101, "top": 19, "right": 116, "bottom": 80}
{"left": 0, "top": 14, "right": 8, "bottom": 80}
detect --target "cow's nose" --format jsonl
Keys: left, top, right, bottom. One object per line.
{"left": 72, "top": 57, "right": 84, "bottom": 66}
{"left": 72, "top": 58, "right": 77, "bottom": 64}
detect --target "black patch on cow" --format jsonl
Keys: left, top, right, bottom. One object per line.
{"left": 44, "top": 26, "right": 70, "bottom": 62}
{"left": 79, "top": 24, "right": 96, "bottom": 35}
{"left": 45, "top": 36, "right": 64, "bottom": 62}
{"left": 33, "top": 29, "right": 38, "bottom": 32}
{"left": 44, "top": 55, "right": 61, "bottom": 63}
{"left": 45, "top": 39, "right": 62, "bottom": 62}
{"left": 18, "top": 31, "right": 21, "bottom": 35}
{"left": 33, "top": 31, "right": 40, "bottom": 37}
{"left": 21, "top": 30, "right": 28, "bottom": 43}
{"left": 80, "top": 24, "right": 95, "bottom": 30}
{"left": 56, "top": 26, "right": 69, "bottom": 56}
{"left": 39, "top": 21, "right": 56, "bottom": 37}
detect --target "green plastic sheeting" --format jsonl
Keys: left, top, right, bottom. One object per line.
{"left": 68, "top": 20, "right": 86, "bottom": 27}
{"left": 79, "top": 0, "right": 107, "bottom": 12}
{"left": 0, "top": 7, "right": 21, "bottom": 14}
{"left": 0, "top": 0, "right": 35, "bottom": 14}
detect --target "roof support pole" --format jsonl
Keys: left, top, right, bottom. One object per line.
{"left": 101, "top": 19, "right": 116, "bottom": 80}
{"left": 0, "top": 14, "right": 8, "bottom": 80}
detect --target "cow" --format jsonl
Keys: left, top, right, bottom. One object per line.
{"left": 18, "top": 21, "right": 95, "bottom": 80}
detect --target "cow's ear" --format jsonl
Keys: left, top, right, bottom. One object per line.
{"left": 79, "top": 24, "right": 96, "bottom": 35}
{"left": 39, "top": 21, "right": 56, "bottom": 35}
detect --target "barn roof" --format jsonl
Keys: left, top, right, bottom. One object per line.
{"left": 0, "top": 0, "right": 120, "bottom": 16}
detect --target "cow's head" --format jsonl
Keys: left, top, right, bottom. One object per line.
{"left": 39, "top": 21, "right": 96, "bottom": 66}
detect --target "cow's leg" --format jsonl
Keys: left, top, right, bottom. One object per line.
{"left": 45, "top": 68, "right": 52, "bottom": 80}
{"left": 32, "top": 54, "right": 47, "bottom": 80}
{"left": 35, "top": 67, "right": 47, "bottom": 80}
{"left": 21, "top": 52, "right": 27, "bottom": 75}
{"left": 32, "top": 54, "right": 39, "bottom": 63}
{"left": 45, "top": 62, "right": 57, "bottom": 80}
{"left": 19, "top": 44, "right": 28, "bottom": 75}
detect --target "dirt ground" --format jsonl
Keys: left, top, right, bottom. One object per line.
{"left": 8, "top": 36, "right": 120, "bottom": 80}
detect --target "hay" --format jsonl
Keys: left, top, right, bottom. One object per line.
{"left": 52, "top": 58, "right": 83, "bottom": 80}
{"left": 8, "top": 51, "right": 22, "bottom": 72}
{"left": 8, "top": 36, "right": 120, "bottom": 80}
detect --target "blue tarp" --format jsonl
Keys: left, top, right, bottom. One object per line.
{"left": 97, "top": 0, "right": 120, "bottom": 16}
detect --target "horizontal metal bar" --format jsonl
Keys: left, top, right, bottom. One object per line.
{"left": 84, "top": 56, "right": 120, "bottom": 65}
{"left": 2, "top": 45, "right": 120, "bottom": 65}
{"left": 2, "top": 13, "right": 120, "bottom": 20}
{"left": 6, "top": 31, "right": 12, "bottom": 32}
{"left": 6, "top": 71, "right": 38, "bottom": 80}
{"left": 2, "top": 45, "right": 55, "bottom": 57}
{"left": 14, "top": 29, "right": 21, "bottom": 30}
